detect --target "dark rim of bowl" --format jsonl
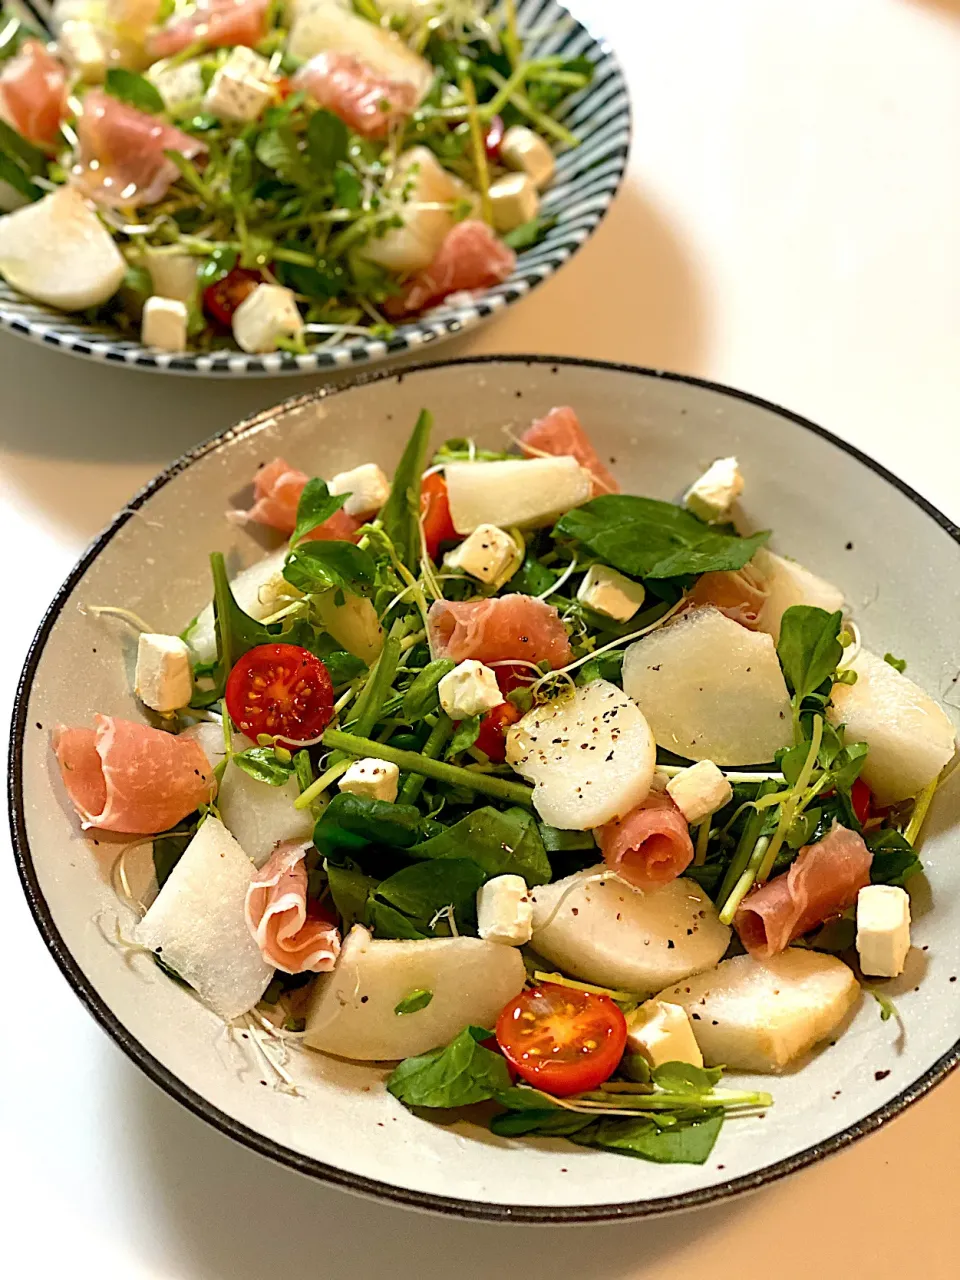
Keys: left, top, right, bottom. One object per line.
{"left": 8, "top": 355, "right": 960, "bottom": 1223}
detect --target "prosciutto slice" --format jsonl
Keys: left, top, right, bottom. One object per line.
{"left": 245, "top": 840, "right": 341, "bottom": 974}
{"left": 520, "top": 406, "right": 619, "bottom": 497}
{"left": 52, "top": 716, "right": 213, "bottom": 834}
{"left": 684, "top": 564, "right": 769, "bottom": 630}
{"left": 0, "top": 40, "right": 67, "bottom": 148}
{"left": 428, "top": 594, "right": 573, "bottom": 669}
{"left": 234, "top": 456, "right": 365, "bottom": 541}
{"left": 595, "top": 790, "right": 694, "bottom": 889}
{"left": 293, "top": 51, "right": 418, "bottom": 139}
{"left": 149, "top": 0, "right": 269, "bottom": 59}
{"left": 735, "top": 824, "right": 873, "bottom": 958}
{"left": 389, "top": 220, "right": 516, "bottom": 315}
{"left": 72, "top": 90, "right": 207, "bottom": 208}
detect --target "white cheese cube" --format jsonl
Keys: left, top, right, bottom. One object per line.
{"left": 135, "top": 632, "right": 193, "bottom": 714}
{"left": 59, "top": 20, "right": 108, "bottom": 82}
{"left": 329, "top": 462, "right": 390, "bottom": 517}
{"left": 444, "top": 523, "right": 518, "bottom": 586}
{"left": 145, "top": 252, "right": 198, "bottom": 305}
{"left": 666, "top": 760, "right": 733, "bottom": 824}
{"left": 232, "top": 284, "right": 303, "bottom": 354}
{"left": 204, "top": 64, "right": 273, "bottom": 122}
{"left": 339, "top": 757, "right": 400, "bottom": 803}
{"left": 438, "top": 660, "right": 502, "bottom": 720}
{"left": 489, "top": 171, "right": 539, "bottom": 233}
{"left": 500, "top": 125, "right": 555, "bottom": 190}
{"left": 857, "top": 885, "right": 911, "bottom": 978}
{"left": 148, "top": 58, "right": 205, "bottom": 113}
{"left": 626, "top": 1000, "right": 703, "bottom": 1069}
{"left": 476, "top": 874, "right": 533, "bottom": 946}
{"left": 219, "top": 45, "right": 273, "bottom": 81}
{"left": 141, "top": 296, "right": 188, "bottom": 353}
{"left": 576, "top": 564, "right": 646, "bottom": 622}
{"left": 684, "top": 457, "right": 744, "bottom": 523}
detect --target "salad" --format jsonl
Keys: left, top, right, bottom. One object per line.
{"left": 52, "top": 407, "right": 957, "bottom": 1167}
{"left": 0, "top": 1, "right": 588, "bottom": 354}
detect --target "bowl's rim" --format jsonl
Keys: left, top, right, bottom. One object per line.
{"left": 8, "top": 354, "right": 960, "bottom": 1223}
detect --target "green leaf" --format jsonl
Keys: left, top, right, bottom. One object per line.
{"left": 326, "top": 861, "right": 378, "bottom": 929}
{"left": 255, "top": 125, "right": 312, "bottom": 186}
{"left": 232, "top": 746, "right": 295, "bottom": 786}
{"left": 313, "top": 792, "right": 425, "bottom": 862}
{"left": 651, "top": 1061, "right": 724, "bottom": 1094}
{"left": 866, "top": 828, "right": 923, "bottom": 886}
{"left": 0, "top": 151, "right": 41, "bottom": 201}
{"left": 368, "top": 858, "right": 487, "bottom": 938}
{"left": 777, "top": 606, "right": 844, "bottom": 701}
{"left": 153, "top": 832, "right": 192, "bottom": 889}
{"left": 502, "top": 214, "right": 556, "bottom": 249}
{"left": 537, "top": 824, "right": 597, "bottom": 854}
{"left": 569, "top": 1111, "right": 724, "bottom": 1164}
{"left": 446, "top": 714, "right": 481, "bottom": 757}
{"left": 378, "top": 410, "right": 433, "bottom": 571}
{"left": 394, "top": 988, "right": 434, "bottom": 1015}
{"left": 511, "top": 551, "right": 557, "bottom": 597}
{"left": 334, "top": 163, "right": 363, "bottom": 209}
{"left": 884, "top": 652, "right": 907, "bottom": 674}
{"left": 104, "top": 67, "right": 165, "bottom": 114}
{"left": 284, "top": 540, "right": 377, "bottom": 597}
{"left": 189, "top": 551, "right": 282, "bottom": 708}
{"left": 197, "top": 246, "right": 238, "bottom": 287}
{"left": 490, "top": 1110, "right": 595, "bottom": 1138}
{"left": 402, "top": 659, "right": 455, "bottom": 720}
{"left": 290, "top": 476, "right": 349, "bottom": 545}
{"left": 408, "top": 806, "right": 551, "bottom": 886}
{"left": 307, "top": 109, "right": 349, "bottom": 173}
{"left": 387, "top": 1026, "right": 512, "bottom": 1108}
{"left": 830, "top": 741, "right": 869, "bottom": 794}
{"left": 0, "top": 117, "right": 47, "bottom": 175}
{"left": 555, "top": 496, "right": 769, "bottom": 580}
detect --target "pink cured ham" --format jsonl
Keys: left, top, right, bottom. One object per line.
{"left": 520, "top": 406, "right": 619, "bottom": 497}
{"left": 595, "top": 791, "right": 694, "bottom": 890}
{"left": 428, "top": 595, "right": 573, "bottom": 669}
{"left": 149, "top": 0, "right": 269, "bottom": 58}
{"left": 52, "top": 716, "right": 213, "bottom": 834}
{"left": 293, "top": 52, "right": 418, "bottom": 139}
{"left": 735, "top": 824, "right": 873, "bottom": 958}
{"left": 235, "top": 456, "right": 366, "bottom": 541}
{"left": 684, "top": 565, "right": 769, "bottom": 630}
{"left": 72, "top": 90, "right": 207, "bottom": 208}
{"left": 0, "top": 40, "right": 67, "bottom": 148}
{"left": 389, "top": 220, "right": 516, "bottom": 316}
{"left": 245, "top": 840, "right": 341, "bottom": 974}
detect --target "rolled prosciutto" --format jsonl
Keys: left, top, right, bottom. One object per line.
{"left": 520, "top": 406, "right": 619, "bottom": 497}
{"left": 245, "top": 840, "right": 341, "bottom": 974}
{"left": 293, "top": 51, "right": 419, "bottom": 139}
{"left": 234, "top": 457, "right": 365, "bottom": 542}
{"left": 428, "top": 594, "right": 574, "bottom": 669}
{"left": 595, "top": 790, "right": 694, "bottom": 890}
{"left": 735, "top": 824, "right": 872, "bottom": 957}
{"left": 389, "top": 220, "right": 516, "bottom": 315}
{"left": 52, "top": 716, "right": 213, "bottom": 834}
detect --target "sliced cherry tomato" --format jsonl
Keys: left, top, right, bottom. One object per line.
{"left": 496, "top": 983, "right": 627, "bottom": 1097}
{"left": 494, "top": 661, "right": 535, "bottom": 696}
{"left": 420, "top": 471, "right": 457, "bottom": 561}
{"left": 475, "top": 700, "right": 521, "bottom": 763}
{"left": 203, "top": 266, "right": 262, "bottom": 326}
{"left": 851, "top": 777, "right": 872, "bottom": 827}
{"left": 484, "top": 114, "right": 505, "bottom": 160}
{"left": 225, "top": 643, "right": 334, "bottom": 746}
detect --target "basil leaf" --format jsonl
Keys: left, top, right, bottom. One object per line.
{"left": 313, "top": 792, "right": 425, "bottom": 862}
{"left": 290, "top": 476, "right": 349, "bottom": 545}
{"left": 402, "top": 659, "right": 455, "bottom": 719}
{"left": 776, "top": 606, "right": 844, "bottom": 701}
{"left": 232, "top": 746, "right": 295, "bottom": 786}
{"left": 378, "top": 409, "right": 433, "bottom": 571}
{"left": 569, "top": 1111, "right": 724, "bottom": 1164}
{"left": 394, "top": 988, "right": 434, "bottom": 1016}
{"left": 446, "top": 714, "right": 481, "bottom": 757}
{"left": 307, "top": 109, "right": 349, "bottom": 172}
{"left": 326, "top": 861, "right": 378, "bottom": 930}
{"left": 866, "top": 828, "right": 922, "bottom": 886}
{"left": 105, "top": 67, "right": 165, "bottom": 114}
{"left": 284, "top": 539, "right": 377, "bottom": 596}
{"left": 490, "top": 1110, "right": 595, "bottom": 1137}
{"left": 555, "top": 496, "right": 769, "bottom": 580}
{"left": 368, "top": 858, "right": 486, "bottom": 938}
{"left": 387, "top": 1026, "right": 511, "bottom": 1108}
{"left": 408, "top": 806, "right": 551, "bottom": 886}
{"left": 651, "top": 1061, "right": 724, "bottom": 1094}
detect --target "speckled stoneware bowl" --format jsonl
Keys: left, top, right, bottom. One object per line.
{"left": 9, "top": 357, "right": 960, "bottom": 1221}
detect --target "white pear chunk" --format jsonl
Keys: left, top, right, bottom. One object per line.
{"left": 753, "top": 548, "right": 845, "bottom": 641}
{"left": 828, "top": 649, "right": 956, "bottom": 804}
{"left": 314, "top": 590, "right": 384, "bottom": 666}
{"left": 529, "top": 868, "right": 730, "bottom": 994}
{"left": 134, "top": 816, "right": 273, "bottom": 1021}
{"left": 506, "top": 681, "right": 655, "bottom": 829}
{"left": 362, "top": 146, "right": 478, "bottom": 273}
{"left": 185, "top": 546, "right": 292, "bottom": 664}
{"left": 217, "top": 758, "right": 315, "bottom": 868}
{"left": 0, "top": 187, "right": 125, "bottom": 311}
{"left": 445, "top": 458, "right": 593, "bottom": 534}
{"left": 304, "top": 926, "right": 526, "bottom": 1060}
{"left": 289, "top": 4, "right": 434, "bottom": 100}
{"left": 659, "top": 949, "right": 860, "bottom": 1072}
{"left": 177, "top": 719, "right": 229, "bottom": 768}
{"left": 622, "top": 606, "right": 792, "bottom": 765}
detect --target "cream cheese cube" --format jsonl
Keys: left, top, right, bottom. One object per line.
{"left": 438, "top": 660, "right": 502, "bottom": 720}
{"left": 339, "top": 757, "right": 400, "bottom": 803}
{"left": 477, "top": 874, "right": 533, "bottom": 946}
{"left": 148, "top": 59, "right": 205, "bottom": 112}
{"left": 204, "top": 52, "right": 273, "bottom": 122}
{"left": 684, "top": 457, "right": 744, "bottom": 523}
{"left": 141, "top": 296, "right": 188, "bottom": 353}
{"left": 576, "top": 564, "right": 646, "bottom": 622}
{"left": 857, "top": 885, "right": 911, "bottom": 977}
{"left": 626, "top": 1000, "right": 704, "bottom": 1069}
{"left": 500, "top": 125, "right": 555, "bottom": 190}
{"left": 489, "top": 172, "right": 540, "bottom": 233}
{"left": 232, "top": 284, "right": 303, "bottom": 353}
{"left": 666, "top": 760, "right": 733, "bottom": 824}
{"left": 135, "top": 632, "right": 193, "bottom": 714}
{"left": 59, "top": 20, "right": 108, "bottom": 82}
{"left": 329, "top": 463, "right": 390, "bottom": 517}
{"left": 444, "top": 523, "right": 518, "bottom": 586}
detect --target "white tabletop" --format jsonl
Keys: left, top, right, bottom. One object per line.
{"left": 2, "top": 2, "right": 958, "bottom": 1276}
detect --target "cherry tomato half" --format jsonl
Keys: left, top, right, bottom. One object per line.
{"left": 484, "top": 114, "right": 505, "bottom": 161}
{"left": 851, "top": 777, "right": 872, "bottom": 827}
{"left": 420, "top": 471, "right": 457, "bottom": 561}
{"left": 494, "top": 662, "right": 535, "bottom": 696}
{"left": 475, "top": 700, "right": 521, "bottom": 763}
{"left": 203, "top": 266, "right": 262, "bottom": 326}
{"left": 496, "top": 983, "right": 627, "bottom": 1097}
{"left": 225, "top": 644, "right": 334, "bottom": 746}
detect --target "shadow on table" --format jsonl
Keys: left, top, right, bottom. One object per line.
{"left": 118, "top": 1062, "right": 747, "bottom": 1280}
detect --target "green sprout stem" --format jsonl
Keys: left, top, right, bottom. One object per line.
{"left": 399, "top": 713, "right": 454, "bottom": 804}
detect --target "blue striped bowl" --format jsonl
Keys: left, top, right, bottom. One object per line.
{"left": 0, "top": 2, "right": 629, "bottom": 376}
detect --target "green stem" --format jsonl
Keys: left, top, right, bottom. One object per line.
{"left": 322, "top": 729, "right": 535, "bottom": 807}
{"left": 576, "top": 1089, "right": 773, "bottom": 1111}
{"left": 349, "top": 621, "right": 404, "bottom": 738}
{"left": 716, "top": 779, "right": 780, "bottom": 909}
{"left": 460, "top": 71, "right": 492, "bottom": 226}
{"left": 719, "top": 836, "right": 769, "bottom": 925}
{"left": 399, "top": 714, "right": 453, "bottom": 804}
{"left": 756, "top": 715, "right": 823, "bottom": 883}
{"left": 905, "top": 776, "right": 938, "bottom": 846}
{"left": 694, "top": 819, "right": 711, "bottom": 867}
{"left": 481, "top": 68, "right": 579, "bottom": 146}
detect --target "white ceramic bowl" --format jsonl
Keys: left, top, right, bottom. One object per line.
{"left": 9, "top": 357, "right": 960, "bottom": 1221}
